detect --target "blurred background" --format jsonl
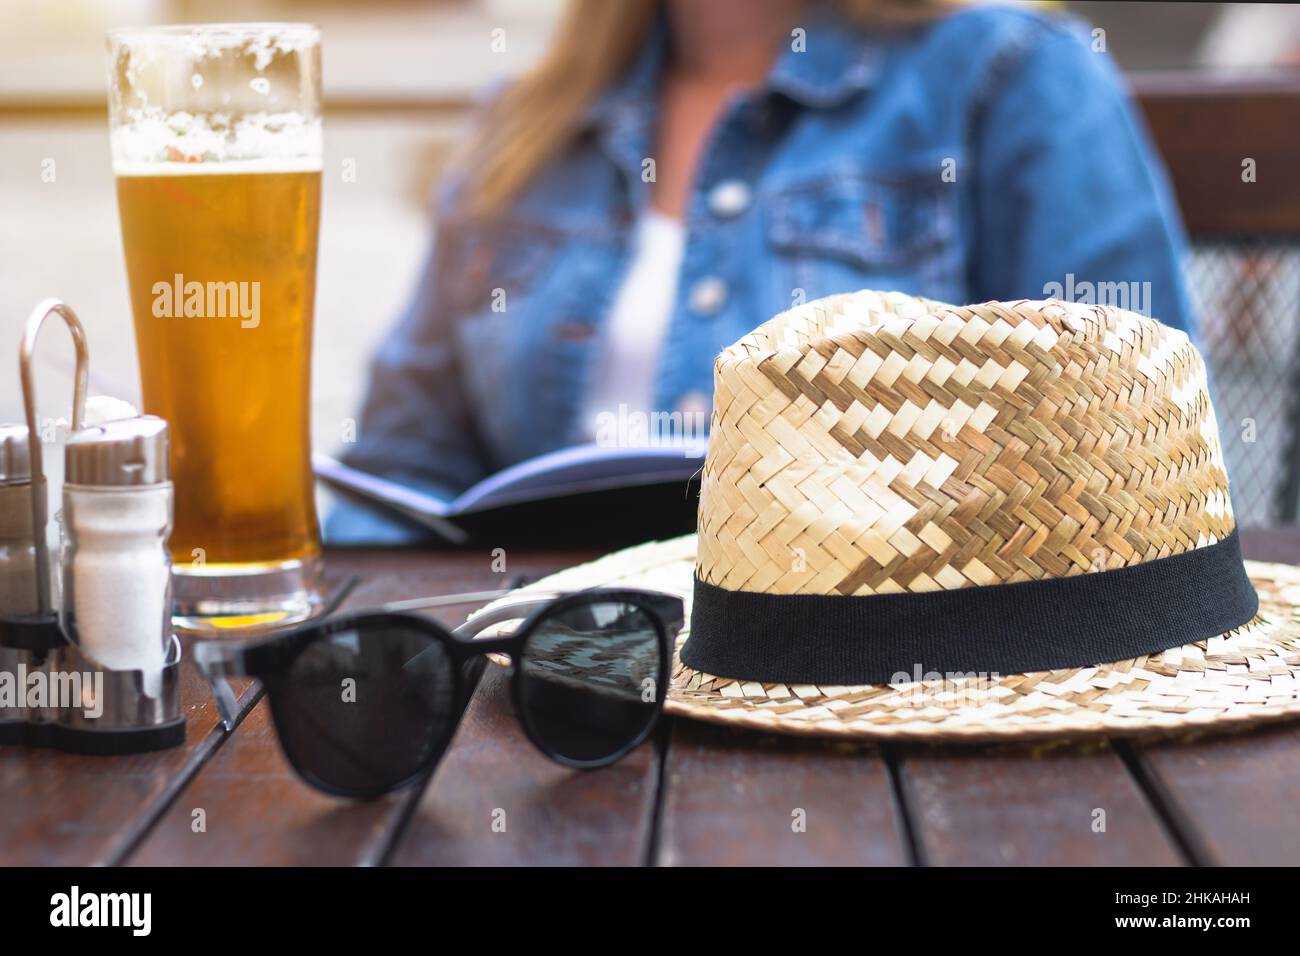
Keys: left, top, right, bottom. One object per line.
{"left": 2, "top": 0, "right": 1299, "bottom": 525}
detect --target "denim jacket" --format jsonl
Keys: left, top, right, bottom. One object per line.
{"left": 329, "top": 3, "right": 1193, "bottom": 542}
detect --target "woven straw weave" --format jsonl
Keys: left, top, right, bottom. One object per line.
{"left": 469, "top": 292, "right": 1300, "bottom": 740}
{"left": 697, "top": 291, "right": 1233, "bottom": 595}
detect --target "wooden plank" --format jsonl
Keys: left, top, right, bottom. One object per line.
{"left": 0, "top": 652, "right": 254, "bottom": 866}
{"left": 0, "top": 559, "right": 386, "bottom": 865}
{"left": 897, "top": 740, "right": 1183, "bottom": 866}
{"left": 1134, "top": 75, "right": 1300, "bottom": 237}
{"left": 0, "top": 560, "right": 391, "bottom": 866}
{"left": 1127, "top": 722, "right": 1300, "bottom": 866}
{"left": 893, "top": 529, "right": 1300, "bottom": 867}
{"left": 656, "top": 720, "right": 908, "bottom": 866}
{"left": 1124, "top": 523, "right": 1300, "bottom": 866}
{"left": 120, "top": 549, "right": 588, "bottom": 865}
{"left": 387, "top": 663, "right": 660, "bottom": 866}
{"left": 0, "top": 558, "right": 392, "bottom": 867}
{"left": 126, "top": 692, "right": 415, "bottom": 866}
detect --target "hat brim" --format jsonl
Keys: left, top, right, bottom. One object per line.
{"left": 479, "top": 535, "right": 1300, "bottom": 742}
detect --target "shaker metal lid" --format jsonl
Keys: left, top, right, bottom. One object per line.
{"left": 0, "top": 423, "right": 32, "bottom": 484}
{"left": 65, "top": 415, "right": 169, "bottom": 486}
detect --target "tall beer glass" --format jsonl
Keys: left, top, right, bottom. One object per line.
{"left": 107, "top": 24, "right": 323, "bottom": 628}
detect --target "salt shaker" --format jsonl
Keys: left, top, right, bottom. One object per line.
{"left": 0, "top": 424, "right": 39, "bottom": 617}
{"left": 60, "top": 416, "right": 172, "bottom": 690}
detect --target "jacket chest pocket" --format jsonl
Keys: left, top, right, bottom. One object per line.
{"left": 765, "top": 170, "right": 963, "bottom": 306}
{"left": 441, "top": 219, "right": 564, "bottom": 315}
{"left": 444, "top": 218, "right": 617, "bottom": 458}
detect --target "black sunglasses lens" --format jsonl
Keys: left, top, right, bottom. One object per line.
{"left": 272, "top": 623, "right": 457, "bottom": 796}
{"left": 517, "top": 600, "right": 663, "bottom": 764}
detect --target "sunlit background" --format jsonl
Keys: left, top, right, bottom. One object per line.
{"left": 2, "top": 0, "right": 1298, "bottom": 522}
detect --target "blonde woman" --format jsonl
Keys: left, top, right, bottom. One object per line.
{"left": 330, "top": 0, "right": 1192, "bottom": 542}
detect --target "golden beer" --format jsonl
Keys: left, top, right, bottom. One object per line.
{"left": 108, "top": 23, "right": 324, "bottom": 625}
{"left": 115, "top": 163, "right": 322, "bottom": 568}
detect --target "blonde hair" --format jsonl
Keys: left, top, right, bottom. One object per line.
{"left": 452, "top": 0, "right": 951, "bottom": 219}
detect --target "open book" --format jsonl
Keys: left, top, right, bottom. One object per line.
{"left": 314, "top": 440, "right": 707, "bottom": 545}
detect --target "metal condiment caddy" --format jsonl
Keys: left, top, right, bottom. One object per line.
{"left": 0, "top": 300, "right": 183, "bottom": 753}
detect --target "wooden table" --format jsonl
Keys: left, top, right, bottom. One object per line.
{"left": 4, "top": 529, "right": 1300, "bottom": 867}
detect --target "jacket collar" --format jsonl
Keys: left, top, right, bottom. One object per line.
{"left": 583, "top": 3, "right": 886, "bottom": 130}
{"left": 581, "top": 5, "right": 887, "bottom": 212}
{"left": 765, "top": 5, "right": 887, "bottom": 108}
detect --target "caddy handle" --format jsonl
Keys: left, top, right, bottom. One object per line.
{"left": 18, "top": 298, "right": 90, "bottom": 615}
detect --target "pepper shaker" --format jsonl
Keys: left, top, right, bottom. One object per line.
{"left": 0, "top": 424, "right": 38, "bottom": 618}
{"left": 60, "top": 416, "right": 173, "bottom": 689}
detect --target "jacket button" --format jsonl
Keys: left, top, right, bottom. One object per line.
{"left": 688, "top": 277, "right": 728, "bottom": 316}
{"left": 708, "top": 179, "right": 751, "bottom": 218}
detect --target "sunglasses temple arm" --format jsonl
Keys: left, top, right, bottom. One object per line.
{"left": 193, "top": 643, "right": 248, "bottom": 732}
{"left": 377, "top": 589, "right": 521, "bottom": 613}
{"left": 446, "top": 590, "right": 686, "bottom": 640}
{"left": 450, "top": 597, "right": 562, "bottom": 639}
{"left": 208, "top": 677, "right": 241, "bottom": 732}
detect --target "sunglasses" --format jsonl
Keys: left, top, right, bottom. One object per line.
{"left": 194, "top": 588, "right": 684, "bottom": 799}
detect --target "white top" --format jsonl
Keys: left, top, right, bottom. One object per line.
{"left": 584, "top": 210, "right": 685, "bottom": 440}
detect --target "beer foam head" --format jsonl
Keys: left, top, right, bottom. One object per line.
{"left": 108, "top": 24, "right": 321, "bottom": 171}
{"left": 111, "top": 111, "right": 322, "bottom": 172}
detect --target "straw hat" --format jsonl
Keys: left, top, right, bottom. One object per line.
{"left": 487, "top": 291, "right": 1300, "bottom": 741}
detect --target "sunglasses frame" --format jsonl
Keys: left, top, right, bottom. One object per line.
{"left": 195, "top": 588, "right": 684, "bottom": 799}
